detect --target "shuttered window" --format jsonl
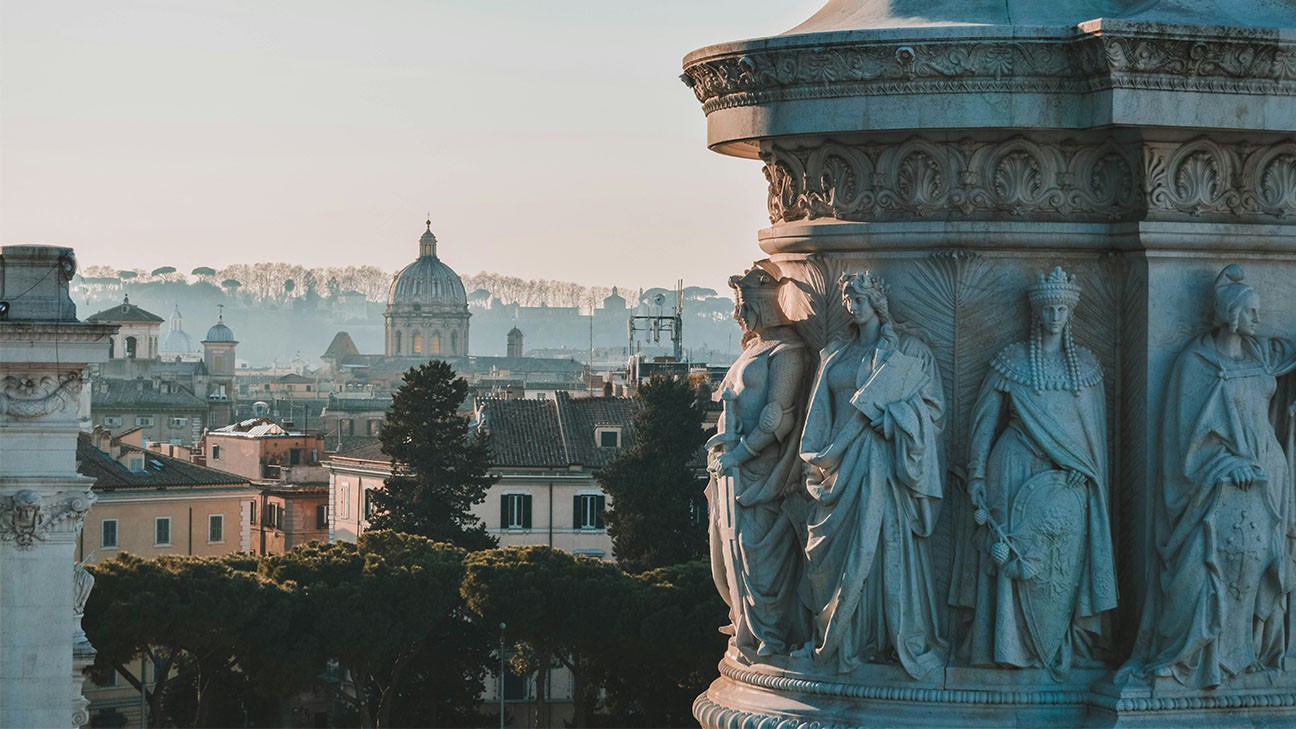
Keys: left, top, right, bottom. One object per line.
{"left": 574, "top": 494, "right": 606, "bottom": 530}
{"left": 501, "top": 493, "right": 532, "bottom": 529}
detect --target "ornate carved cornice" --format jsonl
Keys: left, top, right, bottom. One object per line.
{"left": 0, "top": 489, "right": 95, "bottom": 549}
{"left": 0, "top": 371, "right": 83, "bottom": 419}
{"left": 759, "top": 135, "right": 1296, "bottom": 225}
{"left": 683, "top": 31, "right": 1296, "bottom": 116}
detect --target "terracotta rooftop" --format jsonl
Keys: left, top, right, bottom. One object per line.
{"left": 77, "top": 433, "right": 249, "bottom": 490}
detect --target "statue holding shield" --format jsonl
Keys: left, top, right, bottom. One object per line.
{"left": 706, "top": 262, "right": 812, "bottom": 658}
{"left": 958, "top": 266, "right": 1117, "bottom": 677}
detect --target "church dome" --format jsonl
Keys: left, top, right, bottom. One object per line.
{"left": 161, "top": 306, "right": 201, "bottom": 355}
{"left": 205, "top": 319, "right": 235, "bottom": 343}
{"left": 387, "top": 221, "right": 468, "bottom": 310}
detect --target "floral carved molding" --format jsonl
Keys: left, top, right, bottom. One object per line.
{"left": 0, "top": 489, "right": 95, "bottom": 550}
{"left": 760, "top": 136, "right": 1296, "bottom": 225}
{"left": 683, "top": 34, "right": 1296, "bottom": 114}
{"left": 0, "top": 372, "right": 83, "bottom": 420}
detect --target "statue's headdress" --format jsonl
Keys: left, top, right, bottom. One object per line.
{"left": 1213, "top": 264, "right": 1256, "bottom": 330}
{"left": 728, "top": 261, "right": 783, "bottom": 301}
{"left": 839, "top": 271, "right": 889, "bottom": 298}
{"left": 1027, "top": 266, "right": 1081, "bottom": 307}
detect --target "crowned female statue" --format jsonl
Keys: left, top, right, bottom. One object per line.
{"left": 796, "top": 272, "right": 947, "bottom": 679}
{"left": 1127, "top": 264, "right": 1296, "bottom": 688}
{"left": 957, "top": 266, "right": 1117, "bottom": 677}
{"left": 707, "top": 262, "right": 812, "bottom": 657}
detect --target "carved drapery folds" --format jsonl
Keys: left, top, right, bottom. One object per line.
{"left": 760, "top": 135, "right": 1296, "bottom": 226}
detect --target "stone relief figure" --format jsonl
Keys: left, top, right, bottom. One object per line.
{"left": 706, "top": 262, "right": 812, "bottom": 658}
{"left": 1126, "top": 264, "right": 1296, "bottom": 689}
{"left": 955, "top": 266, "right": 1117, "bottom": 677}
{"left": 796, "top": 272, "right": 947, "bottom": 679}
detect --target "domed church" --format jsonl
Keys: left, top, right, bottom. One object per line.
{"left": 384, "top": 220, "right": 469, "bottom": 357}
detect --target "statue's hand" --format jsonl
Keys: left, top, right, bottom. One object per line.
{"left": 1228, "top": 467, "right": 1256, "bottom": 491}
{"left": 991, "top": 541, "right": 1010, "bottom": 565}
{"left": 713, "top": 450, "right": 742, "bottom": 473}
{"left": 1065, "top": 469, "right": 1088, "bottom": 489}
{"left": 969, "top": 478, "right": 987, "bottom": 508}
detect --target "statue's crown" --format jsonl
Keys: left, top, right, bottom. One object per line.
{"left": 1027, "top": 266, "right": 1081, "bottom": 306}
{"left": 730, "top": 262, "right": 782, "bottom": 298}
{"left": 839, "top": 271, "right": 888, "bottom": 297}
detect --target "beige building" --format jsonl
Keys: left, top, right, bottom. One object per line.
{"left": 325, "top": 392, "right": 634, "bottom": 559}
{"left": 75, "top": 428, "right": 254, "bottom": 562}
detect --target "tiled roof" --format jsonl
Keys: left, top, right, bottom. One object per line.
{"left": 479, "top": 393, "right": 638, "bottom": 469}
{"left": 77, "top": 433, "right": 249, "bottom": 490}
{"left": 274, "top": 373, "right": 313, "bottom": 384}
{"left": 329, "top": 436, "right": 388, "bottom": 462}
{"left": 91, "top": 378, "right": 207, "bottom": 411}
{"left": 322, "top": 331, "right": 361, "bottom": 359}
{"left": 87, "top": 297, "right": 165, "bottom": 323}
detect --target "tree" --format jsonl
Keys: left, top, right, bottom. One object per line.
{"left": 370, "top": 361, "right": 497, "bottom": 550}
{"left": 82, "top": 553, "right": 302, "bottom": 728}
{"left": 261, "top": 533, "right": 487, "bottom": 728}
{"left": 461, "top": 546, "right": 629, "bottom": 728}
{"left": 191, "top": 266, "right": 217, "bottom": 277}
{"left": 598, "top": 375, "right": 710, "bottom": 572}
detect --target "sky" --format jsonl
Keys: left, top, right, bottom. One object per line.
{"left": 1, "top": 0, "right": 820, "bottom": 294}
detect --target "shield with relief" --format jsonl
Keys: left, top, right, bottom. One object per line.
{"left": 1009, "top": 469, "right": 1088, "bottom": 669}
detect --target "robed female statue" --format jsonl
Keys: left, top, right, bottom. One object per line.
{"left": 797, "top": 272, "right": 947, "bottom": 679}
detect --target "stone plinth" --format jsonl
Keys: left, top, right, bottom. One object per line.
{"left": 684, "top": 2, "right": 1296, "bottom": 726}
{"left": 0, "top": 245, "right": 114, "bottom": 728}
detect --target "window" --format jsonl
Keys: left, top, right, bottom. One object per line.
{"left": 155, "top": 517, "right": 171, "bottom": 546}
{"left": 249, "top": 501, "right": 257, "bottom": 525}
{"left": 126, "top": 454, "right": 145, "bottom": 473}
{"left": 502, "top": 661, "right": 528, "bottom": 700}
{"left": 574, "top": 494, "right": 606, "bottom": 530}
{"left": 316, "top": 504, "right": 328, "bottom": 530}
{"left": 338, "top": 482, "right": 351, "bottom": 519}
{"left": 364, "top": 490, "right": 376, "bottom": 520}
{"left": 208, "top": 514, "right": 224, "bottom": 543}
{"left": 501, "top": 493, "right": 532, "bottom": 530}
{"left": 212, "top": 445, "right": 221, "bottom": 460}
{"left": 125, "top": 336, "right": 138, "bottom": 359}
{"left": 289, "top": 448, "right": 301, "bottom": 466}
{"left": 101, "top": 519, "right": 118, "bottom": 549}
{"left": 102, "top": 415, "right": 122, "bottom": 428}
{"left": 170, "top": 417, "right": 187, "bottom": 429}
{"left": 394, "top": 331, "right": 402, "bottom": 354}
{"left": 264, "top": 503, "right": 282, "bottom": 530}
{"left": 596, "top": 427, "right": 621, "bottom": 448}
{"left": 136, "top": 416, "right": 154, "bottom": 427}
{"left": 430, "top": 333, "right": 441, "bottom": 354}
{"left": 413, "top": 333, "right": 423, "bottom": 354}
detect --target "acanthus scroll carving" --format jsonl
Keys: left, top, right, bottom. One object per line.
{"left": 0, "top": 489, "right": 95, "bottom": 549}
{"left": 760, "top": 136, "right": 1139, "bottom": 224}
{"left": 0, "top": 371, "right": 84, "bottom": 420}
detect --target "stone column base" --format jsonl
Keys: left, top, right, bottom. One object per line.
{"left": 694, "top": 657, "right": 1296, "bottom": 728}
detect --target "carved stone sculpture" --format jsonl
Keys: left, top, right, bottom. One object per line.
{"left": 796, "top": 272, "right": 947, "bottom": 679}
{"left": 954, "top": 266, "right": 1117, "bottom": 677}
{"left": 706, "top": 262, "right": 812, "bottom": 658}
{"left": 1126, "top": 264, "right": 1296, "bottom": 689}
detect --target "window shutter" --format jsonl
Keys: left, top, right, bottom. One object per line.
{"left": 500, "top": 494, "right": 509, "bottom": 529}
{"left": 522, "top": 495, "right": 532, "bottom": 529}
{"left": 573, "top": 495, "right": 582, "bottom": 529}
{"left": 596, "top": 495, "right": 606, "bottom": 529}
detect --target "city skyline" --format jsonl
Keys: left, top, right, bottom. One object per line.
{"left": 1, "top": 1, "right": 817, "bottom": 294}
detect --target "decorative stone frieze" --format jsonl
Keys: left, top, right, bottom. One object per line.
{"left": 683, "top": 32, "right": 1296, "bottom": 116}
{"left": 759, "top": 135, "right": 1296, "bottom": 225}
{"left": 0, "top": 372, "right": 83, "bottom": 419}
{"left": 0, "top": 489, "right": 95, "bottom": 550}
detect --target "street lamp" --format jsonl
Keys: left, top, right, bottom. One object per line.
{"left": 499, "top": 622, "right": 507, "bottom": 729}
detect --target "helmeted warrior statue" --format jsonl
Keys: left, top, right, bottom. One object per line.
{"left": 706, "top": 261, "right": 812, "bottom": 658}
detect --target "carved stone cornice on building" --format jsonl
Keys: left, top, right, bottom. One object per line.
{"left": 0, "top": 489, "right": 95, "bottom": 549}
{"left": 682, "top": 31, "right": 1296, "bottom": 115}
{"left": 759, "top": 135, "right": 1296, "bottom": 225}
{"left": 0, "top": 372, "right": 83, "bottom": 420}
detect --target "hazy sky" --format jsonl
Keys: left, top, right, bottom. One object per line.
{"left": 2, "top": 1, "right": 819, "bottom": 293}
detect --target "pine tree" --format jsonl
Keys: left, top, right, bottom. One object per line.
{"left": 598, "top": 374, "right": 710, "bottom": 572}
{"left": 370, "top": 361, "right": 497, "bottom": 551}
